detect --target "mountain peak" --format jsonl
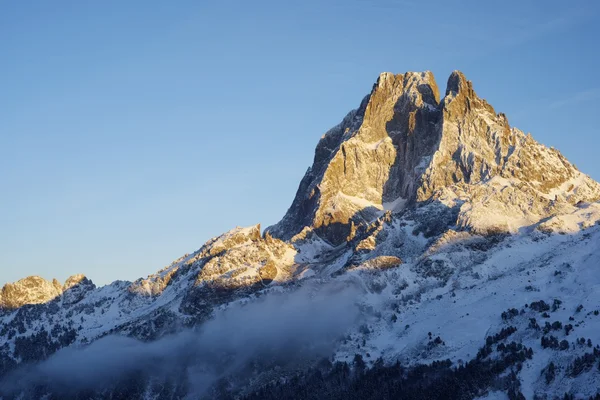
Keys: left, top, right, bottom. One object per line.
{"left": 0, "top": 276, "right": 62, "bottom": 309}
{"left": 268, "top": 70, "right": 600, "bottom": 243}
{"left": 445, "top": 70, "right": 471, "bottom": 96}
{"left": 63, "top": 274, "right": 90, "bottom": 291}
{"left": 372, "top": 71, "right": 440, "bottom": 107}
{"left": 0, "top": 274, "right": 94, "bottom": 309}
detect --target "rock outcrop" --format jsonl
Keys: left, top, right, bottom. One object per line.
{"left": 129, "top": 225, "right": 297, "bottom": 300}
{"left": 0, "top": 276, "right": 62, "bottom": 309}
{"left": 0, "top": 274, "right": 93, "bottom": 309}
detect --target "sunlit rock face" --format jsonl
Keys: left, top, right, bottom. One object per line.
{"left": 0, "top": 276, "right": 63, "bottom": 309}
{"left": 62, "top": 275, "right": 96, "bottom": 306}
{"left": 267, "top": 71, "right": 441, "bottom": 245}
{"left": 268, "top": 70, "right": 600, "bottom": 243}
{"left": 118, "top": 225, "right": 300, "bottom": 323}
{"left": 193, "top": 225, "right": 296, "bottom": 289}
{"left": 0, "top": 274, "right": 94, "bottom": 309}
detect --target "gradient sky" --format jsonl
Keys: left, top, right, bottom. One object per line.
{"left": 1, "top": 0, "right": 599, "bottom": 286}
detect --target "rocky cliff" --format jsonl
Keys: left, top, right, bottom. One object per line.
{"left": 267, "top": 71, "right": 600, "bottom": 243}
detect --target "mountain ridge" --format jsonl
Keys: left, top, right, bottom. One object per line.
{"left": 2, "top": 70, "right": 600, "bottom": 399}
{"left": 2, "top": 69, "right": 600, "bottom": 321}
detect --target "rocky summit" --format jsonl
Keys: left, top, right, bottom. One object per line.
{"left": 2, "top": 71, "right": 600, "bottom": 400}
{"left": 268, "top": 71, "right": 600, "bottom": 244}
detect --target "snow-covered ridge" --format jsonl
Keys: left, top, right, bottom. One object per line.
{"left": 2, "top": 70, "right": 600, "bottom": 399}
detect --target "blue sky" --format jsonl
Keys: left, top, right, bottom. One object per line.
{"left": 1, "top": 0, "right": 599, "bottom": 286}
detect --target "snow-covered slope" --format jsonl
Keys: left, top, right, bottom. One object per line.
{"left": 2, "top": 71, "right": 600, "bottom": 400}
{"left": 336, "top": 220, "right": 600, "bottom": 399}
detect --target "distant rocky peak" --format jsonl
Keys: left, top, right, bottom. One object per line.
{"left": 0, "top": 276, "right": 61, "bottom": 309}
{"left": 63, "top": 273, "right": 92, "bottom": 291}
{"left": 0, "top": 274, "right": 94, "bottom": 310}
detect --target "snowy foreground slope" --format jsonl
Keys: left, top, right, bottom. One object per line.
{"left": 2, "top": 71, "right": 600, "bottom": 400}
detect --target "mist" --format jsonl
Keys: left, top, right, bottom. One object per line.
{"left": 0, "top": 280, "right": 362, "bottom": 398}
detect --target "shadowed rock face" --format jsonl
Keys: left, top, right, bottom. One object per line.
{"left": 267, "top": 70, "right": 600, "bottom": 243}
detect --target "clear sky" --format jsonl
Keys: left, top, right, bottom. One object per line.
{"left": 1, "top": 0, "right": 599, "bottom": 287}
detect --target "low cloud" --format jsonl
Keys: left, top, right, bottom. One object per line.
{"left": 1, "top": 280, "right": 362, "bottom": 398}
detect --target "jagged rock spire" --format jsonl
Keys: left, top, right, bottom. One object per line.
{"left": 268, "top": 70, "right": 600, "bottom": 243}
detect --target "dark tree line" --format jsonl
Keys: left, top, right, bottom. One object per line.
{"left": 240, "top": 338, "right": 533, "bottom": 400}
